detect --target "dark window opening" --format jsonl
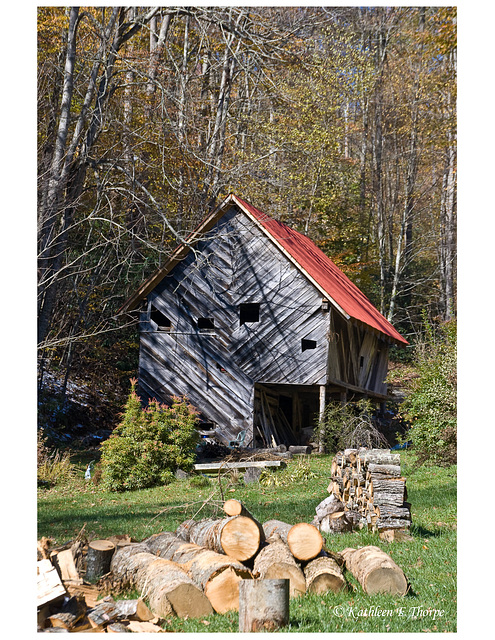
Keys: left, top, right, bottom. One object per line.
{"left": 360, "top": 356, "right": 365, "bottom": 368}
{"left": 150, "top": 306, "right": 171, "bottom": 331}
{"left": 240, "top": 303, "right": 260, "bottom": 325}
{"left": 302, "top": 339, "right": 317, "bottom": 352}
{"left": 198, "top": 317, "right": 215, "bottom": 330}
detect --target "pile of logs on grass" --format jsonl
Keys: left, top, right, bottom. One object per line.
{"left": 38, "top": 495, "right": 410, "bottom": 631}
{"left": 313, "top": 448, "right": 412, "bottom": 535}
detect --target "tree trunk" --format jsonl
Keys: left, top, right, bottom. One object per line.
{"left": 253, "top": 537, "right": 306, "bottom": 598}
{"left": 238, "top": 579, "right": 290, "bottom": 632}
{"left": 340, "top": 545, "right": 408, "bottom": 595}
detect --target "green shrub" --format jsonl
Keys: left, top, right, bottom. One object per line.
{"left": 400, "top": 317, "right": 456, "bottom": 465}
{"left": 99, "top": 379, "right": 200, "bottom": 491}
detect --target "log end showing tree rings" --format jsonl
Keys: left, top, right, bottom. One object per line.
{"left": 366, "top": 566, "right": 408, "bottom": 596}
{"left": 221, "top": 516, "right": 261, "bottom": 562}
{"left": 286, "top": 523, "right": 323, "bottom": 561}
{"left": 263, "top": 562, "right": 306, "bottom": 599}
{"left": 204, "top": 566, "right": 250, "bottom": 614}
{"left": 159, "top": 580, "right": 214, "bottom": 619}
{"left": 223, "top": 499, "right": 243, "bottom": 516}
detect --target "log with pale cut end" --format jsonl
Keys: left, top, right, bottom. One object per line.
{"left": 315, "top": 495, "right": 345, "bottom": 521}
{"left": 319, "top": 511, "right": 353, "bottom": 534}
{"left": 85, "top": 539, "right": 116, "bottom": 582}
{"left": 144, "top": 531, "right": 252, "bottom": 614}
{"left": 262, "top": 519, "right": 323, "bottom": 562}
{"left": 340, "top": 546, "right": 408, "bottom": 595}
{"left": 253, "top": 537, "right": 306, "bottom": 598}
{"left": 238, "top": 579, "right": 290, "bottom": 632}
{"left": 223, "top": 499, "right": 258, "bottom": 519}
{"left": 182, "top": 516, "right": 263, "bottom": 562}
{"left": 114, "top": 598, "right": 153, "bottom": 621}
{"left": 110, "top": 547, "right": 213, "bottom": 618}
{"left": 303, "top": 554, "right": 346, "bottom": 594}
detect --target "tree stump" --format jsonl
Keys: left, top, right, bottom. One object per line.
{"left": 238, "top": 579, "right": 289, "bottom": 632}
{"left": 85, "top": 540, "right": 116, "bottom": 582}
{"left": 340, "top": 545, "right": 408, "bottom": 595}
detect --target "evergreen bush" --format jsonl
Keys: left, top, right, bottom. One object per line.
{"left": 99, "top": 379, "right": 200, "bottom": 491}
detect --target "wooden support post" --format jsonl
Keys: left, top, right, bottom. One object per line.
{"left": 238, "top": 579, "right": 289, "bottom": 632}
{"left": 318, "top": 385, "right": 326, "bottom": 454}
{"left": 340, "top": 390, "right": 347, "bottom": 406}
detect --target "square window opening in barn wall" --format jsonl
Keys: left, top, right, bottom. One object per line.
{"left": 240, "top": 303, "right": 260, "bottom": 325}
{"left": 197, "top": 317, "right": 215, "bottom": 331}
{"left": 301, "top": 339, "right": 317, "bottom": 352}
{"left": 150, "top": 306, "right": 172, "bottom": 331}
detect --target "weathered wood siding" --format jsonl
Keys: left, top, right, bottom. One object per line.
{"left": 327, "top": 310, "right": 389, "bottom": 396}
{"left": 138, "top": 206, "right": 330, "bottom": 443}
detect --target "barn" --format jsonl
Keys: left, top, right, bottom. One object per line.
{"left": 122, "top": 194, "right": 408, "bottom": 448}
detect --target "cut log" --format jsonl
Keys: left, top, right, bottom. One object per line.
{"left": 319, "top": 511, "right": 353, "bottom": 534}
{"left": 315, "top": 495, "right": 345, "bottom": 521}
{"left": 110, "top": 547, "right": 213, "bottom": 618}
{"left": 223, "top": 499, "right": 257, "bottom": 519}
{"left": 85, "top": 540, "right": 116, "bottom": 583}
{"left": 144, "top": 532, "right": 252, "bottom": 614}
{"left": 288, "top": 445, "right": 312, "bottom": 455}
{"left": 253, "top": 537, "right": 306, "bottom": 598}
{"left": 51, "top": 548, "right": 82, "bottom": 585}
{"left": 126, "top": 620, "right": 164, "bottom": 633}
{"left": 114, "top": 599, "right": 153, "bottom": 621}
{"left": 358, "top": 450, "right": 400, "bottom": 466}
{"left": 262, "top": 519, "right": 323, "bottom": 562}
{"left": 37, "top": 559, "right": 67, "bottom": 607}
{"left": 340, "top": 546, "right": 408, "bottom": 595}
{"left": 238, "top": 579, "right": 290, "bottom": 632}
{"left": 180, "top": 515, "right": 264, "bottom": 562}
{"left": 303, "top": 555, "right": 346, "bottom": 594}
{"left": 107, "top": 622, "right": 132, "bottom": 633}
{"left": 379, "top": 529, "right": 414, "bottom": 543}
{"left": 367, "top": 463, "right": 401, "bottom": 477}
{"left": 87, "top": 599, "right": 120, "bottom": 628}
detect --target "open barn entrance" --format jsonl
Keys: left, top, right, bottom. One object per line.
{"left": 253, "top": 383, "right": 321, "bottom": 448}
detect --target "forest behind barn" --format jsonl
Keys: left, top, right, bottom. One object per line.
{"left": 36, "top": 6, "right": 456, "bottom": 433}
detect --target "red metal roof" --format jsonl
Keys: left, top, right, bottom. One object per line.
{"left": 231, "top": 195, "right": 408, "bottom": 346}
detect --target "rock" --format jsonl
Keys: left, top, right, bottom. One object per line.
{"left": 243, "top": 467, "right": 262, "bottom": 484}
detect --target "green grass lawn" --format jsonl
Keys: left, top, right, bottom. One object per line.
{"left": 37, "top": 451, "right": 456, "bottom": 632}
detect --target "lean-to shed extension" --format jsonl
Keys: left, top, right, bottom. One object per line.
{"left": 122, "top": 194, "right": 408, "bottom": 447}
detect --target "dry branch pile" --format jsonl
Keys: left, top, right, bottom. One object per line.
{"left": 313, "top": 448, "right": 412, "bottom": 534}
{"left": 38, "top": 494, "right": 410, "bottom": 631}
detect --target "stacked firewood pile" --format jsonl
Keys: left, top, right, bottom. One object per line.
{"left": 38, "top": 497, "right": 409, "bottom": 631}
{"left": 312, "top": 448, "right": 412, "bottom": 535}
